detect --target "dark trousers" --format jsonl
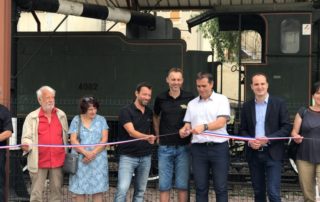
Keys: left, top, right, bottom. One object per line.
{"left": 248, "top": 150, "right": 282, "bottom": 202}
{"left": 0, "top": 150, "right": 5, "bottom": 202}
{"left": 191, "top": 142, "right": 229, "bottom": 202}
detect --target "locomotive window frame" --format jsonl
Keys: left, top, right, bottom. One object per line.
{"left": 280, "top": 19, "right": 300, "bottom": 54}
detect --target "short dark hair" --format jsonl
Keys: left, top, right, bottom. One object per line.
{"left": 167, "top": 67, "right": 183, "bottom": 76}
{"left": 196, "top": 72, "right": 213, "bottom": 83}
{"left": 312, "top": 81, "right": 320, "bottom": 95}
{"left": 251, "top": 73, "right": 269, "bottom": 84}
{"left": 136, "top": 82, "right": 152, "bottom": 93}
{"left": 80, "top": 96, "right": 100, "bottom": 114}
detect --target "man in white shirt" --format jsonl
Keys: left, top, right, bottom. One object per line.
{"left": 179, "top": 72, "right": 230, "bottom": 202}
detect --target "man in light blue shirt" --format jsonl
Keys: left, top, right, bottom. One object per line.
{"left": 255, "top": 97, "right": 268, "bottom": 139}
{"left": 240, "top": 73, "right": 291, "bottom": 202}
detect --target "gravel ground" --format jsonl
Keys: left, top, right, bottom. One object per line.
{"left": 34, "top": 184, "right": 303, "bottom": 202}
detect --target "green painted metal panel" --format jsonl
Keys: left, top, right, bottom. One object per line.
{"left": 16, "top": 32, "right": 211, "bottom": 120}
{"left": 16, "top": 32, "right": 186, "bottom": 119}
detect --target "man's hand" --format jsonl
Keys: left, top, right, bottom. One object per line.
{"left": 256, "top": 136, "right": 269, "bottom": 145}
{"left": 192, "top": 124, "right": 205, "bottom": 135}
{"left": 179, "top": 128, "right": 191, "bottom": 138}
{"left": 21, "top": 145, "right": 29, "bottom": 152}
{"left": 248, "top": 139, "right": 262, "bottom": 150}
{"left": 147, "top": 135, "right": 157, "bottom": 144}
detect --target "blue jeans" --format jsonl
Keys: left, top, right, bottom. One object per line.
{"left": 158, "top": 145, "right": 190, "bottom": 191}
{"left": 114, "top": 155, "right": 151, "bottom": 202}
{"left": 248, "top": 150, "right": 282, "bottom": 202}
{"left": 191, "top": 142, "right": 229, "bottom": 202}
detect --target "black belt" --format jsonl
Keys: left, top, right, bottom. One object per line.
{"left": 257, "top": 146, "right": 268, "bottom": 152}
{"left": 193, "top": 142, "right": 221, "bottom": 146}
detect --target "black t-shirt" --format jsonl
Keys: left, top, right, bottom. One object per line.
{"left": 0, "top": 104, "right": 13, "bottom": 146}
{"left": 153, "top": 90, "right": 194, "bottom": 145}
{"left": 117, "top": 103, "right": 153, "bottom": 157}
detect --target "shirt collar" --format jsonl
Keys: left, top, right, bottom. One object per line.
{"left": 39, "top": 107, "right": 57, "bottom": 117}
{"left": 255, "top": 94, "right": 269, "bottom": 104}
{"left": 132, "top": 102, "right": 147, "bottom": 113}
{"left": 166, "top": 89, "right": 183, "bottom": 99}
{"left": 197, "top": 91, "right": 215, "bottom": 102}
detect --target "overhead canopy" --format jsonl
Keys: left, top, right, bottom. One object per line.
{"left": 16, "top": 0, "right": 318, "bottom": 29}
{"left": 67, "top": 0, "right": 313, "bottom": 10}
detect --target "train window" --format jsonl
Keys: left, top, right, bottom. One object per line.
{"left": 281, "top": 19, "right": 300, "bottom": 54}
{"left": 241, "top": 31, "right": 262, "bottom": 63}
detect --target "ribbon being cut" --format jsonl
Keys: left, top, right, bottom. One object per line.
{"left": 2, "top": 130, "right": 302, "bottom": 150}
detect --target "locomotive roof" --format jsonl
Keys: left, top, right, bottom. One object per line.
{"left": 67, "top": 0, "right": 313, "bottom": 10}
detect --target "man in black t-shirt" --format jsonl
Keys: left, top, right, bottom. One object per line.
{"left": 114, "top": 82, "right": 156, "bottom": 202}
{"left": 0, "top": 104, "right": 13, "bottom": 202}
{"left": 154, "top": 68, "right": 194, "bottom": 202}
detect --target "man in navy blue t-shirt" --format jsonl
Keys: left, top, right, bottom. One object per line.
{"left": 114, "top": 82, "right": 156, "bottom": 202}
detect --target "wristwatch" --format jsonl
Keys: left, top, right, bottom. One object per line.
{"left": 203, "top": 124, "right": 208, "bottom": 131}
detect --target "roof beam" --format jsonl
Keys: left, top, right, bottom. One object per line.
{"left": 16, "top": 0, "right": 155, "bottom": 28}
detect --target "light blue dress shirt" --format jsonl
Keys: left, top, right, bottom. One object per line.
{"left": 255, "top": 95, "right": 269, "bottom": 138}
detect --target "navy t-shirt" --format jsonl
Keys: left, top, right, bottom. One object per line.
{"left": 117, "top": 103, "right": 153, "bottom": 157}
{"left": 154, "top": 90, "right": 194, "bottom": 145}
{"left": 0, "top": 104, "right": 13, "bottom": 146}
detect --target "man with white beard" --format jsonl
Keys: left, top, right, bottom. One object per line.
{"left": 21, "top": 86, "right": 68, "bottom": 202}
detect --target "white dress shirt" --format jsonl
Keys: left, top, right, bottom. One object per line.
{"left": 184, "top": 91, "right": 230, "bottom": 143}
